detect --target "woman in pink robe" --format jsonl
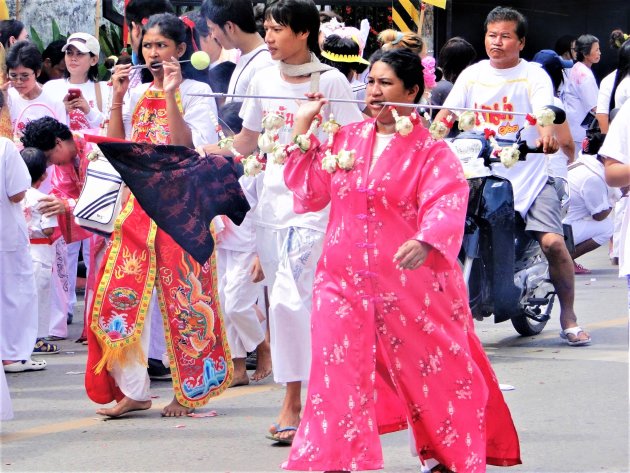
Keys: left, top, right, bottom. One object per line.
{"left": 282, "top": 49, "right": 521, "bottom": 472}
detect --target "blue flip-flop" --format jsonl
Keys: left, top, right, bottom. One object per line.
{"left": 265, "top": 425, "right": 298, "bottom": 445}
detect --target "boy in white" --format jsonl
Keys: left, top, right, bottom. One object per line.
{"left": 201, "top": 0, "right": 275, "bottom": 384}
{"left": 564, "top": 153, "right": 619, "bottom": 273}
{"left": 0, "top": 136, "right": 43, "bottom": 373}
{"left": 199, "top": 0, "right": 363, "bottom": 443}
{"left": 437, "top": 6, "right": 591, "bottom": 346}
{"left": 20, "top": 147, "right": 61, "bottom": 354}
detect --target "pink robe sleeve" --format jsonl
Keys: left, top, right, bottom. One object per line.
{"left": 413, "top": 141, "right": 469, "bottom": 271}
{"left": 283, "top": 135, "right": 333, "bottom": 213}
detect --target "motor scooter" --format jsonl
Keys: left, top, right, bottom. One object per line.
{"left": 448, "top": 107, "right": 570, "bottom": 336}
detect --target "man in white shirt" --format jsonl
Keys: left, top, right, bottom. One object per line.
{"left": 201, "top": 0, "right": 275, "bottom": 100}
{"left": 436, "top": 6, "right": 591, "bottom": 346}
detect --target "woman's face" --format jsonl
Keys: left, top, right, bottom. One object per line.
{"left": 64, "top": 45, "right": 97, "bottom": 80}
{"left": 141, "top": 26, "right": 186, "bottom": 78}
{"left": 8, "top": 65, "right": 39, "bottom": 98}
{"left": 365, "top": 60, "right": 419, "bottom": 123}
{"left": 584, "top": 41, "right": 601, "bottom": 65}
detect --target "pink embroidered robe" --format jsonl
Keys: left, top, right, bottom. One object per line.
{"left": 283, "top": 119, "right": 521, "bottom": 472}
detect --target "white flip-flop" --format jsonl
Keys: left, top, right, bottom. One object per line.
{"left": 560, "top": 326, "right": 591, "bottom": 347}
{"left": 3, "top": 358, "right": 47, "bottom": 373}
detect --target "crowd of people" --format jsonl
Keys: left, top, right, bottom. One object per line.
{"left": 1, "top": 1, "right": 629, "bottom": 472}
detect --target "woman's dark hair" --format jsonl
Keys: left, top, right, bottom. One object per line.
{"left": 321, "top": 34, "right": 367, "bottom": 77}
{"left": 0, "top": 89, "right": 4, "bottom": 110}
{"left": 218, "top": 101, "right": 244, "bottom": 135}
{"left": 609, "top": 40, "right": 630, "bottom": 112}
{"left": 540, "top": 61, "right": 564, "bottom": 96}
{"left": 554, "top": 35, "right": 575, "bottom": 57}
{"left": 438, "top": 36, "right": 476, "bottom": 84}
{"left": 125, "top": 0, "right": 174, "bottom": 28}
{"left": 139, "top": 13, "right": 208, "bottom": 84}
{"left": 575, "top": 34, "right": 599, "bottom": 62}
{"left": 0, "top": 20, "right": 25, "bottom": 49}
{"left": 368, "top": 48, "right": 424, "bottom": 103}
{"left": 484, "top": 6, "right": 527, "bottom": 39}
{"left": 21, "top": 147, "right": 48, "bottom": 183}
{"left": 21, "top": 116, "right": 73, "bottom": 151}
{"left": 6, "top": 40, "right": 42, "bottom": 73}
{"left": 609, "top": 29, "right": 628, "bottom": 50}
{"left": 201, "top": 0, "right": 257, "bottom": 34}
{"left": 264, "top": 0, "right": 321, "bottom": 56}
{"left": 187, "top": 10, "right": 210, "bottom": 39}
{"left": 41, "top": 39, "right": 66, "bottom": 67}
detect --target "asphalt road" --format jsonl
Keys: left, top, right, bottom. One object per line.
{"left": 1, "top": 246, "right": 628, "bottom": 473}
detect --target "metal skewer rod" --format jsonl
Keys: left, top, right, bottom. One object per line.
{"left": 110, "top": 59, "right": 193, "bottom": 72}
{"left": 188, "top": 92, "right": 532, "bottom": 116}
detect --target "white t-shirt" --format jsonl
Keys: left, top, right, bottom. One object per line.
{"left": 596, "top": 71, "right": 616, "bottom": 116}
{"left": 23, "top": 187, "right": 58, "bottom": 238}
{"left": 564, "top": 155, "right": 611, "bottom": 224}
{"left": 241, "top": 67, "right": 363, "bottom": 231}
{"left": 547, "top": 96, "right": 571, "bottom": 179}
{"left": 599, "top": 100, "right": 630, "bottom": 276}
{"left": 122, "top": 79, "right": 218, "bottom": 147}
{"left": 42, "top": 78, "right": 109, "bottom": 131}
{"left": 8, "top": 87, "right": 67, "bottom": 138}
{"left": 613, "top": 76, "right": 630, "bottom": 109}
{"left": 562, "top": 61, "right": 599, "bottom": 143}
{"left": 0, "top": 138, "right": 30, "bottom": 252}
{"left": 227, "top": 44, "right": 275, "bottom": 100}
{"left": 443, "top": 59, "right": 554, "bottom": 216}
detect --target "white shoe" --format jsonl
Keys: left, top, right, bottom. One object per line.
{"left": 3, "top": 358, "right": 47, "bottom": 372}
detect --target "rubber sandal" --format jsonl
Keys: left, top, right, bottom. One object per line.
{"left": 33, "top": 339, "right": 60, "bottom": 355}
{"left": 560, "top": 326, "right": 591, "bottom": 346}
{"left": 44, "top": 335, "right": 66, "bottom": 341}
{"left": 265, "top": 425, "right": 298, "bottom": 445}
{"left": 573, "top": 262, "right": 592, "bottom": 275}
{"left": 4, "top": 358, "right": 47, "bottom": 372}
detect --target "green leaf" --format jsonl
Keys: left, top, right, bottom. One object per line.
{"left": 29, "top": 27, "right": 44, "bottom": 52}
{"left": 51, "top": 19, "right": 62, "bottom": 41}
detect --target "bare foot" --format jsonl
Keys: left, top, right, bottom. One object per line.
{"left": 96, "top": 396, "right": 152, "bottom": 418}
{"left": 161, "top": 397, "right": 195, "bottom": 417}
{"left": 250, "top": 339, "right": 272, "bottom": 382}
{"left": 230, "top": 358, "right": 250, "bottom": 387}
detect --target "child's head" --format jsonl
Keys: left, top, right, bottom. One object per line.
{"left": 20, "top": 147, "right": 48, "bottom": 186}
{"left": 321, "top": 34, "right": 369, "bottom": 80}
{"left": 6, "top": 40, "right": 42, "bottom": 97}
{"left": 378, "top": 29, "right": 426, "bottom": 58}
{"left": 20, "top": 117, "right": 76, "bottom": 166}
{"left": 263, "top": 0, "right": 321, "bottom": 57}
{"left": 61, "top": 32, "right": 101, "bottom": 82}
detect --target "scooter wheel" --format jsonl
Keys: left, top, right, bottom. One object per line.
{"left": 510, "top": 312, "right": 548, "bottom": 336}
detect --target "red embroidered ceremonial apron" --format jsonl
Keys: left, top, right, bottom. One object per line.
{"left": 86, "top": 88, "right": 232, "bottom": 408}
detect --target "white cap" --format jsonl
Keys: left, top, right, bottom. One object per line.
{"left": 62, "top": 32, "right": 100, "bottom": 56}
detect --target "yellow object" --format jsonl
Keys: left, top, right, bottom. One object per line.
{"left": 190, "top": 51, "right": 211, "bottom": 70}
{"left": 321, "top": 50, "right": 370, "bottom": 65}
{"left": 393, "top": 0, "right": 420, "bottom": 32}
{"left": 423, "top": 0, "right": 447, "bottom": 8}
{"left": 0, "top": 0, "right": 8, "bottom": 20}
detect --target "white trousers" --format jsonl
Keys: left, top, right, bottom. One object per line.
{"left": 256, "top": 226, "right": 324, "bottom": 383}
{"left": 49, "top": 238, "right": 69, "bottom": 338}
{"left": 0, "top": 368, "right": 13, "bottom": 421}
{"left": 148, "top": 291, "right": 166, "bottom": 362}
{"left": 65, "top": 238, "right": 91, "bottom": 319}
{"left": 572, "top": 216, "right": 614, "bottom": 246}
{"left": 31, "top": 244, "right": 54, "bottom": 338}
{"left": 612, "top": 197, "right": 628, "bottom": 258}
{"left": 0, "top": 249, "right": 38, "bottom": 360}
{"left": 109, "top": 293, "right": 153, "bottom": 402}
{"left": 217, "top": 248, "right": 265, "bottom": 359}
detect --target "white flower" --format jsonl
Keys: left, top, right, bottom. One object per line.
{"left": 499, "top": 143, "right": 520, "bottom": 168}
{"left": 458, "top": 111, "right": 476, "bottom": 132}
{"left": 321, "top": 152, "right": 338, "bottom": 173}
{"left": 337, "top": 149, "right": 356, "bottom": 170}
{"left": 261, "top": 112, "right": 285, "bottom": 131}
{"left": 243, "top": 156, "right": 263, "bottom": 177}
{"left": 294, "top": 133, "right": 311, "bottom": 152}
{"left": 257, "top": 132, "right": 276, "bottom": 153}
{"left": 217, "top": 136, "right": 234, "bottom": 150}
{"left": 86, "top": 146, "right": 104, "bottom": 162}
{"left": 429, "top": 121, "right": 450, "bottom": 140}
{"left": 395, "top": 115, "right": 413, "bottom": 136}
{"left": 534, "top": 107, "right": 556, "bottom": 127}
{"left": 271, "top": 144, "right": 288, "bottom": 165}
